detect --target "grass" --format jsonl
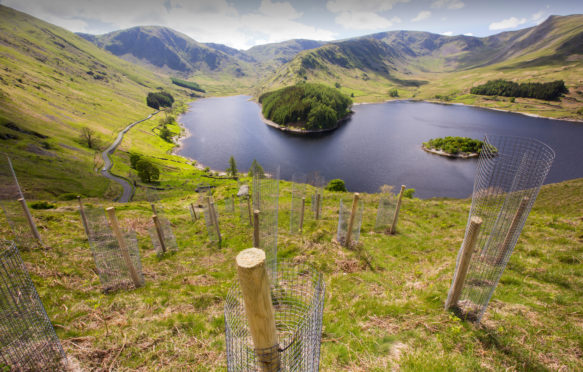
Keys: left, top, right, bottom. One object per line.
{"left": 0, "top": 177, "right": 581, "bottom": 371}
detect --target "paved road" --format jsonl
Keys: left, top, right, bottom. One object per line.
{"left": 101, "top": 111, "right": 159, "bottom": 202}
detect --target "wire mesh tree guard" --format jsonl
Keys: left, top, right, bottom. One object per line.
{"left": 307, "top": 172, "right": 325, "bottom": 220}
{"left": 375, "top": 187, "right": 397, "bottom": 232}
{"left": 149, "top": 214, "right": 178, "bottom": 256}
{"left": 290, "top": 173, "right": 307, "bottom": 234}
{"left": 225, "top": 260, "right": 325, "bottom": 372}
{"left": 445, "top": 135, "right": 554, "bottom": 322}
{"left": 84, "top": 207, "right": 145, "bottom": 292}
{"left": 224, "top": 196, "right": 236, "bottom": 214}
{"left": 238, "top": 182, "right": 252, "bottom": 225}
{"left": 0, "top": 154, "right": 42, "bottom": 249}
{"left": 336, "top": 195, "right": 364, "bottom": 247}
{"left": 0, "top": 240, "right": 66, "bottom": 371}
{"left": 252, "top": 166, "right": 280, "bottom": 278}
{"left": 202, "top": 196, "right": 222, "bottom": 247}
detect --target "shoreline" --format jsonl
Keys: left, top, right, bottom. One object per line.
{"left": 421, "top": 145, "right": 479, "bottom": 159}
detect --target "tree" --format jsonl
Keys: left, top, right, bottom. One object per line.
{"left": 389, "top": 88, "right": 399, "bottom": 97}
{"left": 129, "top": 153, "right": 141, "bottom": 169}
{"left": 159, "top": 126, "right": 173, "bottom": 142}
{"left": 80, "top": 127, "right": 98, "bottom": 149}
{"left": 248, "top": 159, "right": 264, "bottom": 178}
{"left": 136, "top": 159, "right": 160, "bottom": 183}
{"left": 226, "top": 156, "right": 238, "bottom": 178}
{"left": 326, "top": 179, "right": 347, "bottom": 192}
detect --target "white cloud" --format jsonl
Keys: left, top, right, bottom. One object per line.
{"left": 532, "top": 10, "right": 546, "bottom": 24}
{"left": 489, "top": 16, "right": 527, "bottom": 30}
{"left": 431, "top": 0, "right": 464, "bottom": 9}
{"left": 441, "top": 31, "right": 453, "bottom": 36}
{"left": 412, "top": 10, "right": 431, "bottom": 22}
{"left": 463, "top": 32, "right": 473, "bottom": 36}
{"left": 326, "top": 0, "right": 409, "bottom": 13}
{"left": 335, "top": 12, "right": 400, "bottom": 30}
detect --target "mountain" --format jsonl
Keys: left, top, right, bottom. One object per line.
{"left": 246, "top": 39, "right": 326, "bottom": 64}
{"left": 0, "top": 5, "right": 183, "bottom": 198}
{"left": 261, "top": 15, "right": 583, "bottom": 119}
{"left": 78, "top": 26, "right": 251, "bottom": 76}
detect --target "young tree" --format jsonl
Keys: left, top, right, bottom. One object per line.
{"left": 248, "top": 159, "right": 264, "bottom": 178}
{"left": 80, "top": 127, "right": 97, "bottom": 149}
{"left": 226, "top": 156, "right": 238, "bottom": 178}
{"left": 136, "top": 159, "right": 160, "bottom": 183}
{"left": 326, "top": 179, "right": 347, "bottom": 192}
{"left": 159, "top": 126, "right": 173, "bottom": 142}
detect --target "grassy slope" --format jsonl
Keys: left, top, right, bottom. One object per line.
{"left": 1, "top": 177, "right": 579, "bottom": 371}
{"left": 0, "top": 5, "right": 188, "bottom": 199}
{"left": 260, "top": 16, "right": 583, "bottom": 121}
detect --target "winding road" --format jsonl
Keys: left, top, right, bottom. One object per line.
{"left": 101, "top": 111, "right": 159, "bottom": 202}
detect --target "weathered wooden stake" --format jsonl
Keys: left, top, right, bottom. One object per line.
{"left": 18, "top": 198, "right": 43, "bottom": 246}
{"left": 299, "top": 197, "right": 305, "bottom": 233}
{"left": 446, "top": 216, "right": 483, "bottom": 309}
{"left": 495, "top": 196, "right": 530, "bottom": 265}
{"left": 190, "top": 203, "right": 198, "bottom": 221}
{"left": 389, "top": 185, "right": 406, "bottom": 234}
{"left": 236, "top": 248, "right": 280, "bottom": 371}
{"left": 152, "top": 214, "right": 167, "bottom": 253}
{"left": 247, "top": 197, "right": 253, "bottom": 225}
{"left": 315, "top": 193, "right": 321, "bottom": 220}
{"left": 253, "top": 210, "right": 260, "bottom": 247}
{"left": 210, "top": 201, "right": 222, "bottom": 246}
{"left": 78, "top": 196, "right": 90, "bottom": 239}
{"left": 106, "top": 207, "right": 142, "bottom": 288}
{"left": 344, "top": 193, "right": 360, "bottom": 246}
{"left": 150, "top": 203, "right": 157, "bottom": 215}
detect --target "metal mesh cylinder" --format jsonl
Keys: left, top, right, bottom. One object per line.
{"left": 336, "top": 198, "right": 364, "bottom": 245}
{"left": 446, "top": 135, "right": 554, "bottom": 322}
{"left": 148, "top": 216, "right": 178, "bottom": 255}
{"left": 225, "top": 263, "right": 325, "bottom": 371}
{"left": 290, "top": 174, "right": 307, "bottom": 234}
{"left": 375, "top": 193, "right": 397, "bottom": 232}
{"left": 308, "top": 173, "right": 325, "bottom": 219}
{"left": 85, "top": 208, "right": 144, "bottom": 293}
{"left": 224, "top": 197, "right": 236, "bottom": 214}
{"left": 0, "top": 240, "right": 66, "bottom": 371}
{"left": 202, "top": 199, "right": 220, "bottom": 245}
{"left": 252, "top": 166, "right": 280, "bottom": 279}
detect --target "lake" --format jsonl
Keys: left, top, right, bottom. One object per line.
{"left": 177, "top": 96, "right": 583, "bottom": 198}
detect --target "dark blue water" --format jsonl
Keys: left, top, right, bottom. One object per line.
{"left": 177, "top": 96, "right": 583, "bottom": 198}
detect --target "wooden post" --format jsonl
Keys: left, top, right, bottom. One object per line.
{"left": 299, "top": 197, "right": 305, "bottom": 233}
{"left": 150, "top": 203, "right": 157, "bottom": 215}
{"left": 210, "top": 201, "right": 222, "bottom": 246}
{"left": 152, "top": 214, "right": 167, "bottom": 253}
{"left": 247, "top": 197, "right": 253, "bottom": 225}
{"left": 106, "top": 207, "right": 142, "bottom": 288}
{"left": 236, "top": 248, "right": 280, "bottom": 371}
{"left": 315, "top": 193, "right": 321, "bottom": 220}
{"left": 495, "top": 197, "right": 530, "bottom": 265}
{"left": 253, "top": 210, "right": 260, "bottom": 247}
{"left": 78, "top": 196, "right": 90, "bottom": 239}
{"left": 389, "top": 185, "right": 406, "bottom": 234}
{"left": 446, "top": 216, "right": 483, "bottom": 309}
{"left": 344, "top": 193, "right": 360, "bottom": 246}
{"left": 190, "top": 203, "right": 197, "bottom": 221}
{"left": 18, "top": 198, "right": 43, "bottom": 246}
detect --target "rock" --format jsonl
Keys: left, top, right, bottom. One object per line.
{"left": 237, "top": 184, "right": 249, "bottom": 197}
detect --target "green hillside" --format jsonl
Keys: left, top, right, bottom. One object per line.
{"left": 1, "top": 174, "right": 580, "bottom": 370}
{"left": 261, "top": 15, "right": 583, "bottom": 120}
{"left": 0, "top": 5, "right": 188, "bottom": 199}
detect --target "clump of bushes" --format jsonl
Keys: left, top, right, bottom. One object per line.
{"left": 423, "top": 136, "right": 485, "bottom": 155}
{"left": 170, "top": 77, "right": 205, "bottom": 93}
{"left": 389, "top": 88, "right": 399, "bottom": 97}
{"left": 147, "top": 91, "right": 174, "bottom": 109}
{"left": 259, "top": 83, "right": 352, "bottom": 130}
{"left": 326, "top": 179, "right": 347, "bottom": 192}
{"left": 470, "top": 79, "right": 568, "bottom": 101}
{"left": 30, "top": 201, "right": 55, "bottom": 209}
{"left": 130, "top": 153, "right": 160, "bottom": 183}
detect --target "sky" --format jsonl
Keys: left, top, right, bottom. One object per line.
{"left": 1, "top": 0, "right": 582, "bottom": 50}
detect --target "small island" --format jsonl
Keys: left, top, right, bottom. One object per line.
{"left": 258, "top": 83, "right": 353, "bottom": 133}
{"left": 422, "top": 136, "right": 487, "bottom": 158}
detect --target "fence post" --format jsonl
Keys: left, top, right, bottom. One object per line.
{"left": 344, "top": 193, "right": 360, "bottom": 246}
{"left": 315, "top": 193, "right": 321, "bottom": 220}
{"left": 389, "top": 185, "right": 406, "bottom": 234}
{"left": 446, "top": 216, "right": 482, "bottom": 309}
{"left": 494, "top": 196, "right": 530, "bottom": 265}
{"left": 210, "top": 201, "right": 222, "bottom": 246}
{"left": 152, "top": 214, "right": 167, "bottom": 253}
{"left": 18, "top": 198, "right": 43, "bottom": 246}
{"left": 247, "top": 197, "right": 253, "bottom": 225}
{"left": 236, "top": 248, "right": 280, "bottom": 371}
{"left": 150, "top": 203, "right": 157, "bottom": 215}
{"left": 299, "top": 197, "right": 305, "bottom": 233}
{"left": 253, "top": 210, "right": 260, "bottom": 247}
{"left": 190, "top": 203, "right": 198, "bottom": 221}
{"left": 78, "top": 196, "right": 90, "bottom": 239}
{"left": 106, "top": 207, "right": 142, "bottom": 288}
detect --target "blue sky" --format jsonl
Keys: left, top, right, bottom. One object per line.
{"left": 2, "top": 0, "right": 582, "bottom": 49}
